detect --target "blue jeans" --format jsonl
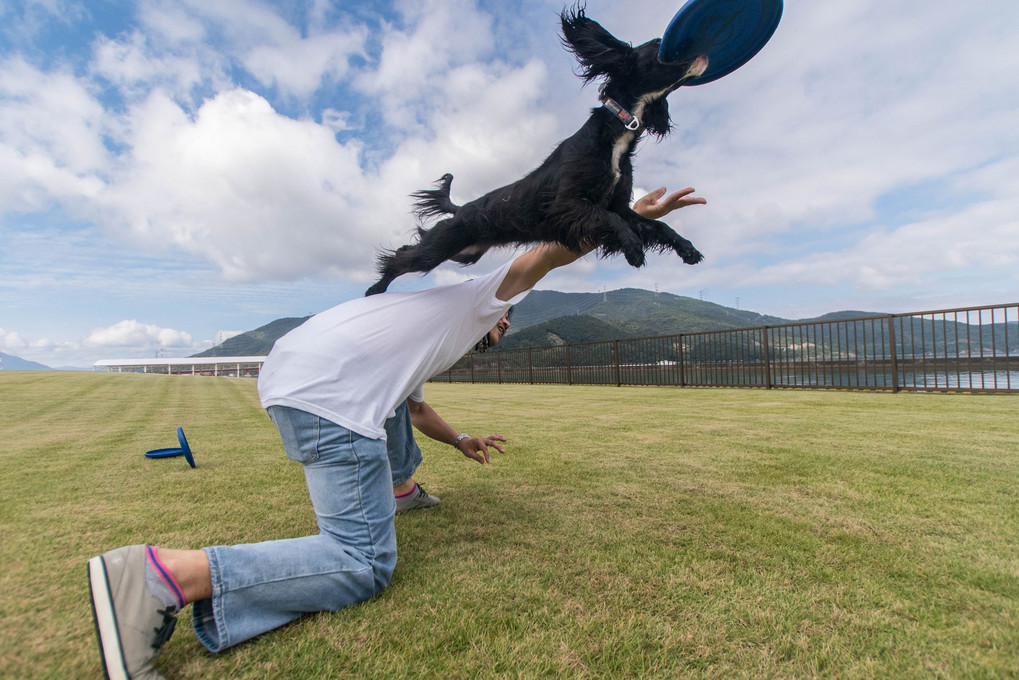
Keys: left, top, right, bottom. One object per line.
{"left": 192, "top": 402, "right": 421, "bottom": 652}
{"left": 386, "top": 400, "right": 422, "bottom": 488}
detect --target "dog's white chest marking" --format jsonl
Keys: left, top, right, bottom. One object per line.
{"left": 610, "top": 133, "right": 633, "bottom": 186}
{"left": 609, "top": 97, "right": 657, "bottom": 189}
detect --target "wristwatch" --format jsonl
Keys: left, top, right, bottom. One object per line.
{"left": 453, "top": 433, "right": 470, "bottom": 450}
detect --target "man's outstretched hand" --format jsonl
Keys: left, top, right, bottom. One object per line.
{"left": 633, "top": 187, "right": 706, "bottom": 220}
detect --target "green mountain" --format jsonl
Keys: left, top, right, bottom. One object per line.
{"left": 191, "top": 317, "right": 309, "bottom": 357}
{"left": 511, "top": 289, "right": 790, "bottom": 338}
{"left": 191, "top": 289, "right": 887, "bottom": 358}
{"left": 496, "top": 314, "right": 623, "bottom": 351}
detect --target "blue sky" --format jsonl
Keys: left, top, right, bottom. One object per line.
{"left": 1, "top": 0, "right": 1017, "bottom": 368}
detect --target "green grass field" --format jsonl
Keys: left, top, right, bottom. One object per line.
{"left": 1, "top": 372, "right": 1017, "bottom": 679}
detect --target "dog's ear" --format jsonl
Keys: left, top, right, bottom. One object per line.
{"left": 560, "top": 6, "right": 633, "bottom": 83}
{"left": 642, "top": 98, "right": 672, "bottom": 138}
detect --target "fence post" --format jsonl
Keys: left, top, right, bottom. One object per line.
{"left": 614, "top": 340, "right": 621, "bottom": 386}
{"left": 497, "top": 351, "right": 502, "bottom": 384}
{"left": 566, "top": 344, "right": 573, "bottom": 385}
{"left": 528, "top": 348, "right": 534, "bottom": 384}
{"left": 887, "top": 315, "right": 900, "bottom": 392}
{"left": 678, "top": 334, "right": 686, "bottom": 387}
{"left": 763, "top": 326, "right": 773, "bottom": 389}
{"left": 469, "top": 351, "right": 475, "bottom": 383}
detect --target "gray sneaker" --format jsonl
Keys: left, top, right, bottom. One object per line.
{"left": 396, "top": 483, "right": 440, "bottom": 514}
{"left": 87, "top": 545, "right": 178, "bottom": 680}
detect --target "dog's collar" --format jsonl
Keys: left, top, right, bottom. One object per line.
{"left": 601, "top": 98, "right": 642, "bottom": 133}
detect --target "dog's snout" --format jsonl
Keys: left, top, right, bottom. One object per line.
{"left": 687, "top": 56, "right": 709, "bottom": 79}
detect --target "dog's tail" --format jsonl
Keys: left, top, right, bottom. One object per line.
{"left": 411, "top": 173, "right": 459, "bottom": 220}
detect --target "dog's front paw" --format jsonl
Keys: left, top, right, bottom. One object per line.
{"left": 676, "top": 243, "right": 703, "bottom": 265}
{"left": 623, "top": 244, "right": 646, "bottom": 268}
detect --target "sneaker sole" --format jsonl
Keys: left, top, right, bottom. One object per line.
{"left": 87, "top": 555, "right": 130, "bottom": 680}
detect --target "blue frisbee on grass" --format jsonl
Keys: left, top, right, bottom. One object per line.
{"left": 144, "top": 426, "right": 196, "bottom": 468}
{"left": 659, "top": 0, "right": 783, "bottom": 86}
{"left": 177, "top": 426, "right": 195, "bottom": 468}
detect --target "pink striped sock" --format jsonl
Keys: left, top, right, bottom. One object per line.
{"left": 144, "top": 545, "right": 186, "bottom": 609}
{"left": 395, "top": 483, "right": 419, "bottom": 499}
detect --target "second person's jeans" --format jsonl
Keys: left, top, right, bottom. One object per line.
{"left": 192, "top": 402, "right": 421, "bottom": 651}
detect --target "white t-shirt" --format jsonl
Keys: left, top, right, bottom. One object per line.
{"left": 258, "top": 260, "right": 528, "bottom": 440}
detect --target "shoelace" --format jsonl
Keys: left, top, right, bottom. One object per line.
{"left": 151, "top": 607, "right": 178, "bottom": 650}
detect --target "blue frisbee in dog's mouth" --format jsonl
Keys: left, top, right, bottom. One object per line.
{"left": 659, "top": 0, "right": 783, "bottom": 86}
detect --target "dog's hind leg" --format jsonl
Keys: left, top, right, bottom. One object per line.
{"left": 365, "top": 277, "right": 396, "bottom": 297}
{"left": 365, "top": 245, "right": 412, "bottom": 296}
{"left": 365, "top": 217, "right": 478, "bottom": 295}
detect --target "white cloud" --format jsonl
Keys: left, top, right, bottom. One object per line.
{"left": 91, "top": 0, "right": 367, "bottom": 104}
{"left": 84, "top": 320, "right": 195, "bottom": 349}
{"left": 138, "top": 1, "right": 209, "bottom": 46}
{"left": 0, "top": 326, "right": 78, "bottom": 365}
{"left": 102, "top": 88, "right": 378, "bottom": 282}
{"left": 244, "top": 30, "right": 366, "bottom": 98}
{"left": 150, "top": 0, "right": 368, "bottom": 99}
{"left": 320, "top": 108, "right": 355, "bottom": 132}
{"left": 355, "top": 0, "right": 496, "bottom": 129}
{"left": 91, "top": 31, "right": 209, "bottom": 103}
{"left": 0, "top": 327, "right": 27, "bottom": 351}
{"left": 0, "top": 0, "right": 88, "bottom": 45}
{"left": 0, "top": 58, "right": 110, "bottom": 211}
{"left": 757, "top": 193, "right": 1019, "bottom": 292}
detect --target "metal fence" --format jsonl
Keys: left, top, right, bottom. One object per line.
{"left": 432, "top": 303, "right": 1019, "bottom": 393}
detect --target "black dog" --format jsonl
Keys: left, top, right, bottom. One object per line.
{"left": 365, "top": 6, "right": 708, "bottom": 296}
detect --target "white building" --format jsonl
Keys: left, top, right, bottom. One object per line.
{"left": 93, "top": 356, "right": 266, "bottom": 377}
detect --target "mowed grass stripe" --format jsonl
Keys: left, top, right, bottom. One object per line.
{"left": 1, "top": 373, "right": 1016, "bottom": 679}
